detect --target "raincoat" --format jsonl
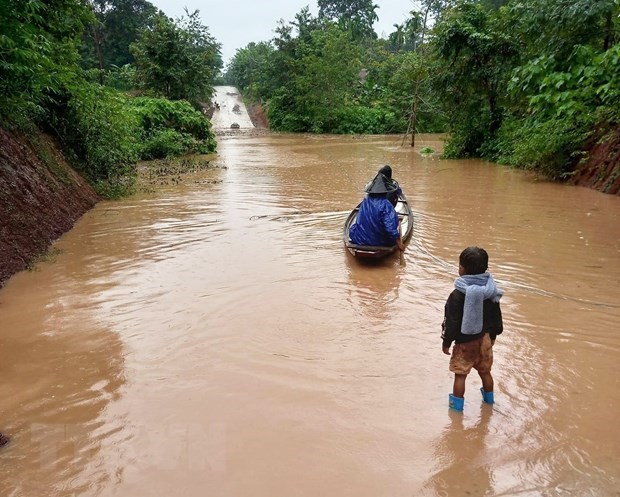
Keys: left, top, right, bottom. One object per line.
{"left": 349, "top": 196, "right": 400, "bottom": 247}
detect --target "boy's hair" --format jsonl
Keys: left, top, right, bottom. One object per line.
{"left": 459, "top": 246, "right": 489, "bottom": 275}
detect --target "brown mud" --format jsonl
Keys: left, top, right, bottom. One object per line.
{"left": 246, "top": 102, "right": 269, "bottom": 129}
{"left": 569, "top": 126, "right": 620, "bottom": 194}
{"left": 0, "top": 128, "right": 98, "bottom": 286}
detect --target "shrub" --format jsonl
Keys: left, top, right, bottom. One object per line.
{"left": 45, "top": 82, "right": 140, "bottom": 195}
{"left": 131, "top": 97, "right": 216, "bottom": 157}
{"left": 140, "top": 129, "right": 202, "bottom": 160}
{"left": 493, "top": 116, "right": 588, "bottom": 179}
{"left": 332, "top": 106, "right": 398, "bottom": 134}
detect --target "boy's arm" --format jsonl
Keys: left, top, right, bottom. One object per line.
{"left": 442, "top": 292, "right": 462, "bottom": 353}
{"left": 488, "top": 302, "right": 503, "bottom": 343}
{"left": 441, "top": 315, "right": 450, "bottom": 354}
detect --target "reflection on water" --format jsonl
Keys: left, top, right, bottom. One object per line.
{"left": 0, "top": 133, "right": 619, "bottom": 496}
{"left": 344, "top": 253, "right": 403, "bottom": 325}
{"left": 425, "top": 407, "right": 495, "bottom": 497}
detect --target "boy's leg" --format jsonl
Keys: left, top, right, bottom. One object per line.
{"left": 477, "top": 334, "right": 495, "bottom": 403}
{"left": 479, "top": 372, "right": 494, "bottom": 404}
{"left": 478, "top": 371, "right": 493, "bottom": 393}
{"left": 449, "top": 375, "right": 466, "bottom": 411}
{"left": 453, "top": 374, "right": 467, "bottom": 398}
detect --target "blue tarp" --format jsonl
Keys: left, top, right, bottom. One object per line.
{"left": 349, "top": 196, "right": 400, "bottom": 247}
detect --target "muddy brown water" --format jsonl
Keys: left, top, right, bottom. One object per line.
{"left": 1, "top": 133, "right": 619, "bottom": 497}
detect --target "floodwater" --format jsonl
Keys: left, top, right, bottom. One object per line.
{"left": 1, "top": 132, "right": 619, "bottom": 497}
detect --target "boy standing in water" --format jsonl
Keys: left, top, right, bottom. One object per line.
{"left": 442, "top": 247, "right": 504, "bottom": 411}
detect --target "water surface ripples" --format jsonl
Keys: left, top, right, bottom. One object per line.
{"left": 0, "top": 134, "right": 619, "bottom": 496}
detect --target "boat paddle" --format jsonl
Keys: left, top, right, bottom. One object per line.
{"left": 398, "top": 217, "right": 405, "bottom": 266}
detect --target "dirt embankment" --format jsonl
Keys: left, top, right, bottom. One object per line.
{"left": 0, "top": 127, "right": 99, "bottom": 287}
{"left": 246, "top": 103, "right": 269, "bottom": 129}
{"left": 569, "top": 126, "right": 620, "bottom": 194}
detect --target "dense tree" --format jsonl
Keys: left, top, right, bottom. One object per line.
{"left": 130, "top": 10, "right": 222, "bottom": 103}
{"left": 268, "top": 24, "right": 364, "bottom": 132}
{"left": 490, "top": 0, "right": 620, "bottom": 178}
{"left": 510, "top": 0, "right": 618, "bottom": 58}
{"left": 431, "top": 1, "right": 516, "bottom": 155}
{"left": 225, "top": 42, "right": 275, "bottom": 101}
{"left": 317, "top": 0, "right": 379, "bottom": 40}
{"left": 0, "top": 0, "right": 92, "bottom": 119}
{"left": 387, "top": 24, "right": 406, "bottom": 52}
{"left": 81, "top": 0, "right": 160, "bottom": 74}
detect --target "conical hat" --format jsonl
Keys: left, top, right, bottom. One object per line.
{"left": 365, "top": 173, "right": 398, "bottom": 194}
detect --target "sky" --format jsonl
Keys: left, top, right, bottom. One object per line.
{"left": 149, "top": 0, "right": 418, "bottom": 66}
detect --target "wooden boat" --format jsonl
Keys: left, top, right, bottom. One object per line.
{"left": 343, "top": 193, "right": 414, "bottom": 259}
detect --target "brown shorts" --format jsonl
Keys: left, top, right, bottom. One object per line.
{"left": 449, "top": 334, "right": 493, "bottom": 375}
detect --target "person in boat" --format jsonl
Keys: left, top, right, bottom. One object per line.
{"left": 349, "top": 173, "right": 404, "bottom": 250}
{"left": 365, "top": 165, "right": 402, "bottom": 205}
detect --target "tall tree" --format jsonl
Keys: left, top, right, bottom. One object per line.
{"left": 317, "top": 0, "right": 379, "bottom": 40}
{"left": 0, "top": 0, "right": 92, "bottom": 119}
{"left": 226, "top": 42, "right": 275, "bottom": 101}
{"left": 388, "top": 24, "right": 406, "bottom": 52}
{"left": 81, "top": 0, "right": 160, "bottom": 74}
{"left": 431, "top": 1, "right": 516, "bottom": 155}
{"left": 130, "top": 10, "right": 222, "bottom": 103}
{"left": 510, "top": 0, "right": 618, "bottom": 57}
{"left": 267, "top": 24, "right": 363, "bottom": 132}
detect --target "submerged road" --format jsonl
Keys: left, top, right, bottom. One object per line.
{"left": 209, "top": 85, "right": 254, "bottom": 130}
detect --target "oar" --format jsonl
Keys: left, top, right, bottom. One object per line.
{"left": 398, "top": 217, "right": 405, "bottom": 266}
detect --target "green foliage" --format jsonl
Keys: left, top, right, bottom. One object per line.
{"left": 131, "top": 97, "right": 216, "bottom": 158}
{"left": 332, "top": 106, "right": 398, "bottom": 134}
{"left": 509, "top": 0, "right": 618, "bottom": 59}
{"left": 491, "top": 116, "right": 588, "bottom": 179}
{"left": 81, "top": 0, "right": 160, "bottom": 72}
{"left": 138, "top": 129, "right": 200, "bottom": 160}
{"left": 317, "top": 0, "right": 378, "bottom": 40}
{"left": 130, "top": 11, "right": 222, "bottom": 104}
{"left": 104, "top": 64, "right": 138, "bottom": 91}
{"left": 431, "top": 1, "right": 517, "bottom": 154}
{"left": 511, "top": 44, "right": 620, "bottom": 124}
{"left": 227, "top": 4, "right": 444, "bottom": 136}
{"left": 225, "top": 42, "right": 275, "bottom": 101}
{"left": 266, "top": 23, "right": 365, "bottom": 133}
{"left": 0, "top": 0, "right": 92, "bottom": 121}
{"left": 484, "top": 40, "right": 620, "bottom": 177}
{"left": 46, "top": 82, "right": 139, "bottom": 185}
{"left": 386, "top": 10, "right": 428, "bottom": 53}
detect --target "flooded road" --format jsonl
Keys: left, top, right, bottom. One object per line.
{"left": 1, "top": 133, "right": 619, "bottom": 496}
{"left": 210, "top": 86, "right": 254, "bottom": 130}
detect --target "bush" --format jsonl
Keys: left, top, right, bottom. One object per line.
{"left": 493, "top": 116, "right": 588, "bottom": 179}
{"left": 45, "top": 82, "right": 140, "bottom": 195}
{"left": 332, "top": 106, "right": 398, "bottom": 134}
{"left": 140, "top": 129, "right": 203, "bottom": 160}
{"left": 442, "top": 116, "right": 490, "bottom": 159}
{"left": 105, "top": 65, "right": 137, "bottom": 92}
{"left": 131, "top": 97, "right": 216, "bottom": 157}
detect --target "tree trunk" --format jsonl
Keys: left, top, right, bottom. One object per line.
{"left": 92, "top": 24, "right": 105, "bottom": 85}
